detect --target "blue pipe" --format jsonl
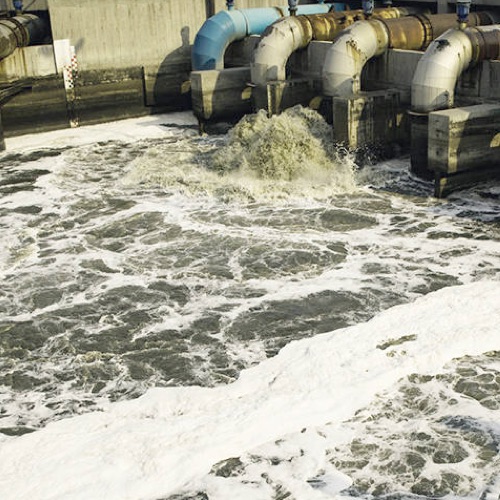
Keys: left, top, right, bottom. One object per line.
{"left": 456, "top": 0, "right": 472, "bottom": 28}
{"left": 192, "top": 3, "right": 347, "bottom": 71}
{"left": 362, "top": 0, "right": 374, "bottom": 16}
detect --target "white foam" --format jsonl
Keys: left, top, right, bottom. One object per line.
{"left": 4, "top": 112, "right": 198, "bottom": 153}
{"left": 0, "top": 280, "right": 499, "bottom": 500}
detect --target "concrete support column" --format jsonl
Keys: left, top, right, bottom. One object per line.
{"left": 191, "top": 67, "right": 253, "bottom": 123}
{"left": 410, "top": 113, "right": 433, "bottom": 179}
{"left": 429, "top": 104, "right": 500, "bottom": 196}
{"left": 332, "top": 89, "right": 407, "bottom": 153}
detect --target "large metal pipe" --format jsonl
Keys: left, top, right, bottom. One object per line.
{"left": 251, "top": 7, "right": 419, "bottom": 88}
{"left": 0, "top": 14, "right": 46, "bottom": 61}
{"left": 412, "top": 25, "right": 500, "bottom": 113}
{"left": 192, "top": 3, "right": 347, "bottom": 71}
{"left": 322, "top": 12, "right": 497, "bottom": 97}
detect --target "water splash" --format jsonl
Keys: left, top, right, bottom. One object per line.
{"left": 124, "top": 107, "right": 357, "bottom": 201}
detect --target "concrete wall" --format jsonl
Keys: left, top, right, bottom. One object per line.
{"left": 47, "top": 0, "right": 295, "bottom": 72}
{"left": 47, "top": 0, "right": 207, "bottom": 71}
{"left": 0, "top": 45, "right": 56, "bottom": 81}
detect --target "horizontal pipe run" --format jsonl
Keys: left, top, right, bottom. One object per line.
{"left": 0, "top": 14, "right": 46, "bottom": 61}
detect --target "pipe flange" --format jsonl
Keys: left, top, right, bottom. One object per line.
{"left": 371, "top": 17, "right": 393, "bottom": 48}
{"left": 479, "top": 28, "right": 500, "bottom": 61}
{"left": 466, "top": 28, "right": 483, "bottom": 64}
{"left": 413, "top": 14, "right": 433, "bottom": 50}
{"left": 4, "top": 16, "right": 28, "bottom": 46}
{"left": 464, "top": 27, "right": 500, "bottom": 64}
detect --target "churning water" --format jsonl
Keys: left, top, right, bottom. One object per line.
{"left": 0, "top": 108, "right": 499, "bottom": 499}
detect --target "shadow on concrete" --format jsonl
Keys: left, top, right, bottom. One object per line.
{"left": 151, "top": 26, "right": 192, "bottom": 111}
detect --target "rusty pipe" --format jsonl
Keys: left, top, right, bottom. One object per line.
{"left": 412, "top": 25, "right": 500, "bottom": 113}
{"left": 322, "top": 12, "right": 499, "bottom": 97}
{"left": 250, "top": 7, "right": 420, "bottom": 87}
{"left": 376, "top": 11, "right": 497, "bottom": 51}
{"left": 0, "top": 14, "right": 46, "bottom": 61}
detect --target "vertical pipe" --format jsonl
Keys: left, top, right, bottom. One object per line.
{"left": 288, "top": 0, "right": 298, "bottom": 16}
{"left": 13, "top": 0, "right": 23, "bottom": 14}
{"left": 226, "top": 0, "right": 235, "bottom": 11}
{"left": 362, "top": 0, "right": 374, "bottom": 17}
{"left": 456, "top": 0, "right": 472, "bottom": 30}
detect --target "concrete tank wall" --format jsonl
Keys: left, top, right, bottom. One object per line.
{"left": 0, "top": 0, "right": 295, "bottom": 135}
{"left": 47, "top": 0, "right": 207, "bottom": 71}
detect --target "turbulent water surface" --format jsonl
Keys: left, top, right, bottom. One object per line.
{"left": 0, "top": 108, "right": 499, "bottom": 499}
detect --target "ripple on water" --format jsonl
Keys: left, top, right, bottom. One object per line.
{"left": 1, "top": 110, "right": 500, "bottom": 441}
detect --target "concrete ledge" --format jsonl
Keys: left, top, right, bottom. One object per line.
{"left": 429, "top": 104, "right": 500, "bottom": 174}
{"left": 253, "top": 78, "right": 313, "bottom": 116}
{"left": 0, "top": 46, "right": 57, "bottom": 82}
{"left": 190, "top": 67, "right": 252, "bottom": 122}
{"left": 333, "top": 89, "right": 408, "bottom": 151}
{"left": 435, "top": 166, "right": 500, "bottom": 198}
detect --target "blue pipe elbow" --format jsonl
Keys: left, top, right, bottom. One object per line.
{"left": 192, "top": 4, "right": 342, "bottom": 71}
{"left": 192, "top": 10, "right": 248, "bottom": 71}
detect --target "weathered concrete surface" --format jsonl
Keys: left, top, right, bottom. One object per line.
{"left": 1, "top": 76, "right": 68, "bottom": 136}
{"left": 364, "top": 49, "right": 422, "bottom": 104}
{"left": 0, "top": 45, "right": 56, "bottom": 82}
{"left": 256, "top": 78, "right": 314, "bottom": 116}
{"left": 410, "top": 113, "right": 432, "bottom": 179}
{"left": 429, "top": 104, "right": 500, "bottom": 174}
{"left": 191, "top": 67, "right": 253, "bottom": 123}
{"left": 435, "top": 166, "right": 500, "bottom": 198}
{"left": 45, "top": 0, "right": 207, "bottom": 120}
{"left": 48, "top": 0, "right": 206, "bottom": 71}
{"left": 332, "top": 90, "right": 407, "bottom": 151}
{"left": 0, "top": 0, "right": 294, "bottom": 136}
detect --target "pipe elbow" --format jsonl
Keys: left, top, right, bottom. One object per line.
{"left": 192, "top": 10, "right": 247, "bottom": 71}
{"left": 323, "top": 20, "right": 389, "bottom": 97}
{"left": 411, "top": 29, "right": 473, "bottom": 113}
{"left": 251, "top": 17, "right": 311, "bottom": 86}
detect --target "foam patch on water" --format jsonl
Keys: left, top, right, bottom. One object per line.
{"left": 4, "top": 112, "right": 198, "bottom": 153}
{"left": 1, "top": 130, "right": 500, "bottom": 433}
{"left": 0, "top": 281, "right": 499, "bottom": 500}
